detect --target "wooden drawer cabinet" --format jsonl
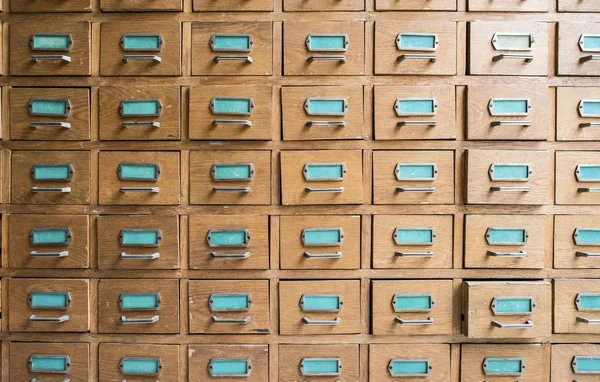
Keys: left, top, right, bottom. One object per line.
{"left": 555, "top": 279, "right": 600, "bottom": 334}
{"left": 559, "top": 0, "right": 600, "bottom": 12}
{"left": 194, "top": 0, "right": 272, "bottom": 11}
{"left": 279, "top": 344, "right": 359, "bottom": 382}
{"left": 559, "top": 22, "right": 600, "bottom": 76}
{"left": 11, "top": 0, "right": 91, "bottom": 12}
{"left": 461, "top": 344, "right": 543, "bottom": 382}
{"left": 370, "top": 344, "right": 450, "bottom": 381}
{"left": 9, "top": 278, "right": 90, "bottom": 332}
{"left": 468, "top": 0, "right": 547, "bottom": 12}
{"left": 555, "top": 215, "right": 600, "bottom": 268}
{"left": 557, "top": 87, "right": 600, "bottom": 141}
{"left": 552, "top": 344, "right": 600, "bottom": 380}
{"left": 284, "top": 0, "right": 362, "bottom": 11}
{"left": 101, "top": 0, "right": 181, "bottom": 11}
{"left": 100, "top": 343, "right": 180, "bottom": 381}
{"left": 376, "top": 0, "right": 455, "bottom": 11}
{"left": 189, "top": 345, "right": 269, "bottom": 381}
{"left": 10, "top": 342, "right": 89, "bottom": 381}
{"left": 556, "top": 151, "right": 600, "bottom": 205}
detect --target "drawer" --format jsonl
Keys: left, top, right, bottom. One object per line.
{"left": 189, "top": 280, "right": 269, "bottom": 334}
{"left": 190, "top": 85, "right": 272, "bottom": 141}
{"left": 465, "top": 149, "right": 550, "bottom": 205}
{"left": 461, "top": 344, "right": 543, "bottom": 382}
{"left": 464, "top": 214, "right": 546, "bottom": 269}
{"left": 468, "top": 22, "right": 548, "bottom": 76}
{"left": 189, "top": 150, "right": 271, "bottom": 205}
{"left": 462, "top": 281, "right": 551, "bottom": 338}
{"left": 557, "top": 87, "right": 600, "bottom": 141}
{"left": 284, "top": 0, "right": 363, "bottom": 11}
{"left": 552, "top": 344, "right": 600, "bottom": 380}
{"left": 283, "top": 21, "right": 365, "bottom": 76}
{"left": 279, "top": 280, "right": 361, "bottom": 335}
{"left": 194, "top": 0, "right": 271, "bottom": 11}
{"left": 559, "top": 0, "right": 600, "bottom": 12}
{"left": 282, "top": 86, "right": 364, "bottom": 141}
{"left": 373, "top": 150, "right": 454, "bottom": 205}
{"left": 556, "top": 279, "right": 600, "bottom": 334}
{"left": 100, "top": 343, "right": 179, "bottom": 381}
{"left": 279, "top": 215, "right": 361, "bottom": 270}
{"left": 374, "top": 21, "right": 456, "bottom": 76}
{"left": 468, "top": 0, "right": 547, "bottom": 11}
{"left": 10, "top": 342, "right": 89, "bottom": 381}
{"left": 98, "top": 151, "right": 180, "bottom": 205}
{"left": 192, "top": 22, "right": 273, "bottom": 76}
{"left": 11, "top": 150, "right": 91, "bottom": 205}
{"left": 8, "top": 214, "right": 89, "bottom": 269}
{"left": 559, "top": 22, "right": 600, "bottom": 76}
{"left": 97, "top": 215, "right": 179, "bottom": 270}
{"left": 10, "top": 22, "right": 91, "bottom": 76}
{"left": 189, "top": 215, "right": 269, "bottom": 270}
{"left": 466, "top": 85, "right": 549, "bottom": 141}
{"left": 376, "top": 0, "right": 455, "bottom": 10}
{"left": 372, "top": 215, "right": 453, "bottom": 269}
{"left": 189, "top": 345, "right": 268, "bottom": 381}
{"left": 281, "top": 150, "right": 363, "bottom": 205}
{"left": 101, "top": 0, "right": 181, "bottom": 11}
{"left": 100, "top": 22, "right": 181, "bottom": 76}
{"left": 279, "top": 344, "right": 359, "bottom": 382}
{"left": 370, "top": 344, "right": 450, "bottom": 381}
{"left": 374, "top": 86, "right": 456, "bottom": 140}
{"left": 554, "top": 215, "right": 600, "bottom": 268}
{"left": 99, "top": 86, "right": 180, "bottom": 141}
{"left": 9, "top": 278, "right": 89, "bottom": 332}
{"left": 556, "top": 151, "right": 600, "bottom": 205}
{"left": 11, "top": 0, "right": 91, "bottom": 12}
{"left": 372, "top": 280, "right": 453, "bottom": 335}
{"left": 98, "top": 278, "right": 179, "bottom": 334}
{"left": 10, "top": 87, "right": 91, "bottom": 141}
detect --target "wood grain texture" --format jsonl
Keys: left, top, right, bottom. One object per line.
{"left": 558, "top": 22, "right": 600, "bottom": 76}
{"left": 283, "top": 0, "right": 363, "bottom": 12}
{"left": 101, "top": 0, "right": 182, "bottom": 11}
{"left": 11, "top": 0, "right": 91, "bottom": 12}
{"left": 551, "top": 344, "right": 600, "bottom": 381}
{"left": 461, "top": 344, "right": 543, "bottom": 382}
{"left": 279, "top": 344, "right": 359, "bottom": 382}
{"left": 556, "top": 150, "right": 600, "bottom": 205}
{"left": 375, "top": 0, "right": 455, "bottom": 11}
{"left": 557, "top": 87, "right": 600, "bottom": 141}
{"left": 554, "top": 278, "right": 600, "bottom": 334}
{"left": 369, "top": 344, "right": 450, "bottom": 382}
{"left": 468, "top": 0, "right": 547, "bottom": 12}
{"left": 558, "top": 0, "right": 600, "bottom": 12}
{"left": 193, "top": 0, "right": 272, "bottom": 12}
{"left": 10, "top": 342, "right": 90, "bottom": 382}
{"left": 554, "top": 214, "right": 600, "bottom": 268}
{"left": 189, "top": 345, "right": 269, "bottom": 381}
{"left": 99, "top": 343, "right": 180, "bottom": 381}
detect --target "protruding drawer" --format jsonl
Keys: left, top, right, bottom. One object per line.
{"left": 370, "top": 344, "right": 450, "bottom": 381}
{"left": 99, "top": 343, "right": 179, "bottom": 381}
{"left": 557, "top": 87, "right": 600, "bottom": 140}
{"left": 189, "top": 345, "right": 269, "bottom": 381}
{"left": 555, "top": 215, "right": 600, "bottom": 268}
{"left": 10, "top": 342, "right": 89, "bottom": 381}
{"left": 101, "top": 0, "right": 181, "bottom": 11}
{"left": 461, "top": 344, "right": 543, "bottom": 382}
{"left": 558, "top": 22, "right": 600, "bottom": 76}
{"left": 555, "top": 279, "right": 600, "bottom": 333}
{"left": 279, "top": 344, "right": 359, "bottom": 382}
{"left": 552, "top": 344, "right": 600, "bottom": 381}
{"left": 556, "top": 151, "right": 600, "bottom": 205}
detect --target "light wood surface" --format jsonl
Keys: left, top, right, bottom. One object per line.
{"left": 554, "top": 214, "right": 600, "bottom": 268}
{"left": 460, "top": 344, "right": 543, "bottom": 382}
{"left": 556, "top": 150, "right": 600, "bottom": 205}
{"left": 558, "top": 22, "right": 600, "bottom": 76}
{"left": 554, "top": 278, "right": 600, "bottom": 334}
{"left": 557, "top": 87, "right": 600, "bottom": 141}
{"left": 189, "top": 344, "right": 269, "bottom": 381}
{"left": 551, "top": 344, "right": 600, "bottom": 381}
{"left": 369, "top": 344, "right": 450, "bottom": 381}
{"left": 279, "top": 344, "right": 360, "bottom": 382}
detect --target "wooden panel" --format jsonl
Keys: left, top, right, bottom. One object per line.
{"left": 555, "top": 279, "right": 600, "bottom": 333}
{"left": 552, "top": 344, "right": 600, "bottom": 381}
{"left": 279, "top": 344, "right": 359, "bottom": 382}
{"left": 101, "top": 0, "right": 182, "bottom": 11}
{"left": 375, "top": 0, "right": 455, "bottom": 11}
{"left": 468, "top": 0, "right": 548, "bottom": 12}
{"left": 189, "top": 345, "right": 269, "bottom": 381}
{"left": 461, "top": 344, "right": 543, "bottom": 382}
{"left": 99, "top": 343, "right": 180, "bottom": 381}
{"left": 193, "top": 0, "right": 272, "bottom": 11}
{"left": 10, "top": 342, "right": 90, "bottom": 382}
{"left": 556, "top": 151, "right": 600, "bottom": 205}
{"left": 370, "top": 344, "right": 450, "bottom": 382}
{"left": 554, "top": 214, "right": 600, "bottom": 268}
{"left": 11, "top": 0, "right": 91, "bottom": 12}
{"left": 284, "top": 0, "right": 363, "bottom": 11}
{"left": 558, "top": 22, "right": 600, "bottom": 76}
{"left": 557, "top": 87, "right": 600, "bottom": 141}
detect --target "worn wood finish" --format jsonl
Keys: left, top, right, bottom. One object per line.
{"left": 189, "top": 344, "right": 269, "bottom": 381}
{"left": 557, "top": 87, "right": 600, "bottom": 141}
{"left": 10, "top": 342, "right": 90, "bottom": 381}
{"left": 556, "top": 150, "right": 600, "bottom": 205}
{"left": 279, "top": 344, "right": 360, "bottom": 382}
{"left": 11, "top": 0, "right": 92, "bottom": 12}
{"left": 283, "top": 0, "right": 363, "bottom": 11}
{"left": 468, "top": 0, "right": 548, "bottom": 12}
{"left": 375, "top": 0, "right": 455, "bottom": 11}
{"left": 554, "top": 278, "right": 600, "bottom": 334}
{"left": 558, "top": 22, "right": 600, "bottom": 76}
{"left": 193, "top": 0, "right": 272, "bottom": 11}
{"left": 99, "top": 343, "right": 181, "bottom": 381}
{"left": 460, "top": 344, "right": 543, "bottom": 382}
{"left": 101, "top": 0, "right": 182, "bottom": 12}
{"left": 551, "top": 344, "right": 600, "bottom": 381}
{"left": 369, "top": 344, "right": 450, "bottom": 381}
{"left": 554, "top": 214, "right": 600, "bottom": 268}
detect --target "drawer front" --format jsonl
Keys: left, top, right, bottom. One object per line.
{"left": 463, "top": 281, "right": 551, "bottom": 338}
{"left": 98, "top": 279, "right": 179, "bottom": 334}
{"left": 99, "top": 86, "right": 180, "bottom": 141}
{"left": 10, "top": 88, "right": 91, "bottom": 141}
{"left": 559, "top": 22, "right": 600, "bottom": 76}
{"left": 189, "top": 215, "right": 269, "bottom": 270}
{"left": 97, "top": 215, "right": 179, "bottom": 270}
{"left": 372, "top": 280, "right": 453, "bottom": 335}
{"left": 373, "top": 150, "right": 454, "bottom": 205}
{"left": 279, "top": 344, "right": 359, "bottom": 382}
{"left": 376, "top": 0, "right": 455, "bottom": 10}
{"left": 552, "top": 344, "right": 600, "bottom": 381}
{"left": 554, "top": 215, "right": 600, "bottom": 268}
{"left": 556, "top": 151, "right": 600, "bottom": 205}
{"left": 374, "top": 21, "right": 456, "bottom": 75}
{"left": 374, "top": 86, "right": 456, "bottom": 140}
{"left": 557, "top": 87, "right": 600, "bottom": 141}
{"left": 464, "top": 214, "right": 546, "bottom": 269}
{"left": 189, "top": 150, "right": 271, "bottom": 205}
{"left": 555, "top": 279, "right": 600, "bottom": 333}
{"left": 194, "top": 0, "right": 272, "bottom": 11}
{"left": 468, "top": 0, "right": 547, "bottom": 11}
{"left": 189, "top": 85, "right": 272, "bottom": 141}
{"left": 468, "top": 22, "right": 548, "bottom": 76}
{"left": 10, "top": 342, "right": 89, "bottom": 381}
{"left": 8, "top": 214, "right": 89, "bottom": 269}
{"left": 559, "top": 0, "right": 600, "bottom": 12}
{"left": 11, "top": 150, "right": 91, "bottom": 205}
{"left": 100, "top": 22, "right": 181, "bottom": 76}
{"left": 11, "top": 0, "right": 91, "bottom": 12}
{"left": 466, "top": 149, "right": 550, "bottom": 205}
{"left": 282, "top": 86, "right": 364, "bottom": 141}
{"left": 370, "top": 344, "right": 450, "bottom": 381}
{"left": 101, "top": 0, "right": 181, "bottom": 11}
{"left": 466, "top": 85, "right": 549, "bottom": 141}
{"left": 281, "top": 150, "right": 363, "bottom": 205}
{"left": 284, "top": 0, "right": 363, "bottom": 11}
{"left": 189, "top": 345, "right": 268, "bottom": 381}
{"left": 461, "top": 344, "right": 543, "bottom": 382}
{"left": 98, "top": 151, "right": 181, "bottom": 205}
{"left": 100, "top": 343, "right": 179, "bottom": 381}
{"left": 189, "top": 280, "right": 269, "bottom": 334}
{"left": 279, "top": 280, "right": 361, "bottom": 335}
{"left": 10, "top": 22, "right": 91, "bottom": 76}
{"left": 283, "top": 21, "right": 365, "bottom": 76}
{"left": 9, "top": 278, "right": 90, "bottom": 332}
{"left": 279, "top": 215, "right": 361, "bottom": 270}
{"left": 192, "top": 22, "right": 273, "bottom": 76}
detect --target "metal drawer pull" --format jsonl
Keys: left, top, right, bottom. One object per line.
{"left": 490, "top": 186, "right": 531, "bottom": 192}
{"left": 121, "top": 122, "right": 160, "bottom": 128}
{"left": 490, "top": 121, "right": 532, "bottom": 127}
{"left": 211, "top": 252, "right": 251, "bottom": 259}
{"left": 212, "top": 119, "right": 252, "bottom": 127}
{"left": 395, "top": 251, "right": 434, "bottom": 257}
{"left": 491, "top": 320, "right": 533, "bottom": 329}
{"left": 213, "top": 187, "right": 251, "bottom": 193}
{"left": 31, "top": 55, "right": 71, "bottom": 63}
{"left": 307, "top": 55, "right": 346, "bottom": 63}
{"left": 31, "top": 187, "right": 72, "bottom": 193}
{"left": 396, "top": 187, "right": 435, "bottom": 193}
{"left": 303, "top": 251, "right": 342, "bottom": 259}
{"left": 211, "top": 316, "right": 251, "bottom": 324}
{"left": 301, "top": 317, "right": 340, "bottom": 325}
{"left": 31, "top": 379, "right": 70, "bottom": 382}
{"left": 30, "top": 122, "right": 71, "bottom": 129}
{"left": 306, "top": 121, "right": 346, "bottom": 127}
{"left": 29, "top": 314, "right": 70, "bottom": 323}
{"left": 213, "top": 55, "right": 253, "bottom": 63}
{"left": 492, "top": 54, "right": 534, "bottom": 62}
{"left": 305, "top": 187, "right": 344, "bottom": 193}
{"left": 576, "top": 251, "right": 600, "bottom": 257}
{"left": 395, "top": 316, "right": 434, "bottom": 325}
{"left": 121, "top": 252, "right": 160, "bottom": 260}
{"left": 397, "top": 53, "right": 436, "bottom": 62}
{"left": 30, "top": 251, "right": 69, "bottom": 258}
{"left": 577, "top": 316, "right": 600, "bottom": 324}
{"left": 120, "top": 187, "right": 160, "bottom": 193}
{"left": 122, "top": 55, "right": 161, "bottom": 63}
{"left": 487, "top": 250, "right": 527, "bottom": 257}
{"left": 121, "top": 315, "right": 159, "bottom": 324}
{"left": 581, "top": 55, "right": 600, "bottom": 62}
{"left": 397, "top": 121, "right": 437, "bottom": 127}
{"left": 580, "top": 122, "right": 600, "bottom": 128}
{"left": 578, "top": 188, "right": 600, "bottom": 193}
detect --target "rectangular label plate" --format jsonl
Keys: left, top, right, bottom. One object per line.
{"left": 31, "top": 164, "right": 74, "bottom": 182}
{"left": 394, "top": 98, "right": 437, "bottom": 117}
{"left": 483, "top": 358, "right": 525, "bottom": 376}
{"left": 119, "top": 292, "right": 161, "bottom": 310}
{"left": 485, "top": 227, "right": 528, "bottom": 246}
{"left": 206, "top": 229, "right": 250, "bottom": 248}
{"left": 119, "top": 229, "right": 162, "bottom": 247}
{"left": 29, "top": 355, "right": 70, "bottom": 374}
{"left": 492, "top": 32, "right": 534, "bottom": 51}
{"left": 303, "top": 163, "right": 346, "bottom": 181}
{"left": 209, "top": 293, "right": 252, "bottom": 312}
{"left": 392, "top": 293, "right": 433, "bottom": 312}
{"left": 28, "top": 98, "right": 71, "bottom": 117}
{"left": 396, "top": 33, "right": 438, "bottom": 51}
{"left": 388, "top": 359, "right": 431, "bottom": 377}
{"left": 209, "top": 358, "right": 251, "bottom": 377}
{"left": 579, "top": 100, "right": 600, "bottom": 118}
{"left": 395, "top": 163, "right": 438, "bottom": 181}
{"left": 120, "top": 34, "right": 163, "bottom": 52}
{"left": 210, "top": 34, "right": 253, "bottom": 52}
{"left": 118, "top": 163, "right": 160, "bottom": 182}
{"left": 576, "top": 292, "right": 600, "bottom": 311}
{"left": 576, "top": 165, "right": 600, "bottom": 182}
{"left": 30, "top": 228, "right": 72, "bottom": 246}
{"left": 579, "top": 34, "right": 600, "bottom": 53}
{"left": 302, "top": 228, "right": 344, "bottom": 246}
{"left": 29, "top": 291, "right": 71, "bottom": 309}
{"left": 489, "top": 163, "right": 531, "bottom": 181}
{"left": 573, "top": 356, "right": 600, "bottom": 374}
{"left": 574, "top": 228, "right": 600, "bottom": 246}
{"left": 211, "top": 97, "right": 254, "bottom": 116}
{"left": 488, "top": 99, "right": 530, "bottom": 116}
{"left": 211, "top": 163, "right": 254, "bottom": 182}
{"left": 304, "top": 98, "right": 348, "bottom": 116}
{"left": 491, "top": 296, "right": 535, "bottom": 315}
{"left": 119, "top": 99, "right": 162, "bottom": 117}
{"left": 306, "top": 34, "right": 349, "bottom": 52}
{"left": 30, "top": 34, "right": 72, "bottom": 51}
{"left": 120, "top": 357, "right": 162, "bottom": 376}
{"left": 300, "top": 358, "right": 341, "bottom": 376}
{"left": 300, "top": 294, "right": 342, "bottom": 312}
{"left": 393, "top": 227, "right": 435, "bottom": 246}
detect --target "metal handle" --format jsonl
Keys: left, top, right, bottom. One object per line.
{"left": 30, "top": 122, "right": 71, "bottom": 129}
{"left": 30, "top": 251, "right": 69, "bottom": 258}
{"left": 213, "top": 187, "right": 251, "bottom": 193}
{"left": 490, "top": 121, "right": 532, "bottom": 127}
{"left": 212, "top": 316, "right": 251, "bottom": 324}
{"left": 395, "top": 316, "right": 434, "bottom": 325}
{"left": 491, "top": 320, "right": 533, "bottom": 329}
{"left": 121, "top": 315, "right": 160, "bottom": 324}
{"left": 213, "top": 56, "right": 253, "bottom": 63}
{"left": 490, "top": 186, "right": 531, "bottom": 192}
{"left": 212, "top": 120, "right": 252, "bottom": 127}
{"left": 576, "top": 251, "right": 600, "bottom": 257}
{"left": 493, "top": 54, "right": 534, "bottom": 62}
{"left": 396, "top": 187, "right": 435, "bottom": 193}
{"left": 301, "top": 317, "right": 340, "bottom": 325}
{"left": 31, "top": 187, "right": 72, "bottom": 193}
{"left": 397, "top": 54, "right": 436, "bottom": 62}
{"left": 581, "top": 55, "right": 600, "bottom": 62}
{"left": 123, "top": 55, "right": 161, "bottom": 63}
{"left": 120, "top": 187, "right": 160, "bottom": 193}
{"left": 397, "top": 121, "right": 437, "bottom": 127}
{"left": 307, "top": 55, "right": 346, "bottom": 63}
{"left": 121, "top": 122, "right": 160, "bottom": 128}
{"left": 487, "top": 250, "right": 527, "bottom": 257}
{"left": 31, "top": 55, "right": 71, "bottom": 63}
{"left": 121, "top": 252, "right": 160, "bottom": 260}
{"left": 394, "top": 251, "right": 434, "bottom": 257}
{"left": 305, "top": 187, "right": 344, "bottom": 193}
{"left": 580, "top": 122, "right": 600, "bottom": 128}
{"left": 31, "top": 379, "right": 70, "bottom": 382}
{"left": 211, "top": 252, "right": 251, "bottom": 259}
{"left": 306, "top": 121, "right": 346, "bottom": 127}
{"left": 29, "top": 314, "right": 70, "bottom": 323}
{"left": 577, "top": 316, "right": 600, "bottom": 324}
{"left": 303, "top": 251, "right": 342, "bottom": 259}
{"left": 578, "top": 188, "right": 600, "bottom": 193}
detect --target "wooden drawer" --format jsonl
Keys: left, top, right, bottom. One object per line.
{"left": 9, "top": 278, "right": 90, "bottom": 332}
{"left": 557, "top": 87, "right": 600, "bottom": 141}
{"left": 372, "top": 215, "right": 453, "bottom": 269}
{"left": 189, "top": 345, "right": 268, "bottom": 381}
{"left": 10, "top": 22, "right": 91, "bottom": 76}
{"left": 555, "top": 279, "right": 600, "bottom": 334}
{"left": 98, "top": 151, "right": 180, "bottom": 205}
{"left": 552, "top": 344, "right": 600, "bottom": 380}
{"left": 468, "top": 22, "right": 548, "bottom": 76}
{"left": 192, "top": 22, "right": 273, "bottom": 76}
{"left": 279, "top": 344, "right": 359, "bottom": 382}
{"left": 465, "top": 149, "right": 550, "bottom": 205}
{"left": 464, "top": 214, "right": 546, "bottom": 269}
{"left": 11, "top": 150, "right": 91, "bottom": 205}
{"left": 556, "top": 151, "right": 600, "bottom": 205}
{"left": 11, "top": 0, "right": 91, "bottom": 12}
{"left": 189, "top": 215, "right": 269, "bottom": 270}
{"left": 10, "top": 342, "right": 89, "bottom": 381}
{"left": 461, "top": 344, "right": 543, "bottom": 382}
{"left": 282, "top": 86, "right": 364, "bottom": 141}
{"left": 376, "top": 0, "right": 454, "bottom": 10}
{"left": 98, "top": 278, "right": 179, "bottom": 334}
{"left": 280, "top": 150, "right": 363, "bottom": 205}
{"left": 463, "top": 281, "right": 551, "bottom": 339}
{"left": 99, "top": 86, "right": 180, "bottom": 141}
{"left": 284, "top": 0, "right": 363, "bottom": 11}
{"left": 374, "top": 21, "right": 456, "bottom": 76}
{"left": 100, "top": 22, "right": 181, "bottom": 76}
{"left": 370, "top": 344, "right": 450, "bottom": 381}
{"left": 373, "top": 150, "right": 454, "bottom": 205}
{"left": 189, "top": 85, "right": 272, "bottom": 141}
{"left": 283, "top": 21, "right": 365, "bottom": 76}
{"left": 97, "top": 215, "right": 179, "bottom": 270}
{"left": 10, "top": 87, "right": 91, "bottom": 141}
{"left": 194, "top": 0, "right": 271, "bottom": 11}
{"left": 279, "top": 280, "right": 361, "bottom": 335}
{"left": 466, "top": 85, "right": 549, "bottom": 141}
{"left": 101, "top": 0, "right": 181, "bottom": 11}
{"left": 554, "top": 215, "right": 600, "bottom": 268}
{"left": 189, "top": 150, "right": 271, "bottom": 205}
{"left": 189, "top": 280, "right": 269, "bottom": 334}
{"left": 558, "top": 22, "right": 600, "bottom": 76}
{"left": 468, "top": 0, "right": 547, "bottom": 11}
{"left": 279, "top": 215, "right": 360, "bottom": 270}
{"left": 100, "top": 343, "right": 179, "bottom": 381}
{"left": 8, "top": 214, "right": 89, "bottom": 269}
{"left": 559, "top": 0, "right": 600, "bottom": 12}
